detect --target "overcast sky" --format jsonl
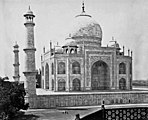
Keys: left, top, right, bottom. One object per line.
{"left": 0, "top": 0, "right": 148, "bottom": 80}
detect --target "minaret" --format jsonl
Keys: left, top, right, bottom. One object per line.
{"left": 13, "top": 42, "right": 20, "bottom": 82}
{"left": 23, "top": 6, "right": 37, "bottom": 97}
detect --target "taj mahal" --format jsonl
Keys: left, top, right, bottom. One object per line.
{"left": 40, "top": 3, "right": 132, "bottom": 92}
{"left": 12, "top": 3, "right": 148, "bottom": 109}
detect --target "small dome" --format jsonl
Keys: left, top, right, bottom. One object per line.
{"left": 24, "top": 6, "right": 35, "bottom": 17}
{"left": 109, "top": 41, "right": 120, "bottom": 50}
{"left": 27, "top": 6, "right": 33, "bottom": 14}
{"left": 62, "top": 38, "right": 78, "bottom": 48}
{"left": 55, "top": 46, "right": 63, "bottom": 53}
{"left": 27, "top": 10, "right": 33, "bottom": 14}
{"left": 65, "top": 2, "right": 102, "bottom": 47}
{"left": 13, "top": 42, "right": 19, "bottom": 48}
{"left": 68, "top": 13, "right": 102, "bottom": 39}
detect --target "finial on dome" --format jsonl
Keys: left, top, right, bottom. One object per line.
{"left": 112, "top": 36, "right": 114, "bottom": 41}
{"left": 29, "top": 5, "right": 31, "bottom": 10}
{"left": 82, "top": 1, "right": 85, "bottom": 13}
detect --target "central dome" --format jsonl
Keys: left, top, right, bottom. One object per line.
{"left": 69, "top": 13, "right": 102, "bottom": 39}
{"left": 66, "top": 2, "right": 103, "bottom": 47}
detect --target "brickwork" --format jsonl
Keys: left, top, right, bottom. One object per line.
{"left": 41, "top": 45, "right": 132, "bottom": 91}
{"left": 29, "top": 91, "right": 148, "bottom": 109}
{"left": 24, "top": 72, "right": 37, "bottom": 96}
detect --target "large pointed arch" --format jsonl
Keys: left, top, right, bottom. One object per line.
{"left": 91, "top": 60, "right": 110, "bottom": 90}
{"left": 45, "top": 63, "right": 49, "bottom": 89}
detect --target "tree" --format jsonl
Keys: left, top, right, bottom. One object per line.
{"left": 0, "top": 77, "right": 29, "bottom": 120}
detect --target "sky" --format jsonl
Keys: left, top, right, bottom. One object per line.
{"left": 0, "top": 0, "right": 148, "bottom": 80}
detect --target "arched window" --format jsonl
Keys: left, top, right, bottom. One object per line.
{"left": 58, "top": 62, "right": 66, "bottom": 74}
{"left": 119, "top": 62, "right": 126, "bottom": 74}
{"left": 58, "top": 79, "right": 66, "bottom": 91}
{"left": 66, "top": 49, "right": 68, "bottom": 54}
{"left": 119, "top": 78, "right": 126, "bottom": 90}
{"left": 70, "top": 49, "right": 75, "bottom": 54}
{"left": 72, "top": 61, "right": 81, "bottom": 74}
{"left": 51, "top": 63, "right": 54, "bottom": 75}
{"left": 42, "top": 66, "right": 44, "bottom": 76}
{"left": 72, "top": 78, "right": 81, "bottom": 91}
{"left": 52, "top": 79, "right": 54, "bottom": 91}
{"left": 45, "top": 63, "right": 49, "bottom": 89}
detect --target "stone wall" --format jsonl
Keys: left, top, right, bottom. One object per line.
{"left": 28, "top": 91, "right": 148, "bottom": 109}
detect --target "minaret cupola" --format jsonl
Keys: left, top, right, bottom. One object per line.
{"left": 24, "top": 6, "right": 35, "bottom": 25}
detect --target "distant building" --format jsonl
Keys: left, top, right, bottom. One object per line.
{"left": 41, "top": 3, "right": 133, "bottom": 92}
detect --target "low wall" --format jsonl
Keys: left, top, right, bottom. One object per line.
{"left": 28, "top": 91, "right": 148, "bottom": 109}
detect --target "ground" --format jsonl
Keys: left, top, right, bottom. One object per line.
{"left": 14, "top": 107, "right": 100, "bottom": 120}
{"left": 13, "top": 104, "right": 148, "bottom": 120}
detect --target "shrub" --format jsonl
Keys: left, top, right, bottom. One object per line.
{"left": 0, "top": 77, "right": 29, "bottom": 119}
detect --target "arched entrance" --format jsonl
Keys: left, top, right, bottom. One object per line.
{"left": 72, "top": 78, "right": 81, "bottom": 91}
{"left": 119, "top": 78, "right": 126, "bottom": 90}
{"left": 91, "top": 60, "right": 110, "bottom": 90}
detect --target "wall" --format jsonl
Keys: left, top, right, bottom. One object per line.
{"left": 27, "top": 91, "right": 148, "bottom": 109}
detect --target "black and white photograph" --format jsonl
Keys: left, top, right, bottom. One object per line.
{"left": 0, "top": 0, "right": 148, "bottom": 119}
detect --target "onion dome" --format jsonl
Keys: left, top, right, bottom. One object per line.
{"left": 54, "top": 46, "right": 63, "bottom": 53}
{"left": 24, "top": 6, "right": 35, "bottom": 17}
{"left": 70, "top": 15, "right": 102, "bottom": 39}
{"left": 109, "top": 40, "right": 121, "bottom": 50}
{"left": 13, "top": 42, "right": 19, "bottom": 48}
{"left": 67, "top": 2, "right": 102, "bottom": 47}
{"left": 62, "top": 38, "right": 78, "bottom": 48}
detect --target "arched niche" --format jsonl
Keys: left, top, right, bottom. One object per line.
{"left": 72, "top": 78, "right": 81, "bottom": 91}
{"left": 58, "top": 79, "right": 66, "bottom": 91}
{"left": 91, "top": 60, "right": 110, "bottom": 90}
{"left": 119, "top": 78, "right": 126, "bottom": 90}
{"left": 58, "top": 62, "right": 66, "bottom": 74}
{"left": 119, "top": 62, "right": 126, "bottom": 74}
{"left": 72, "top": 61, "right": 81, "bottom": 74}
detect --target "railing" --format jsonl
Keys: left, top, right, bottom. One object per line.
{"left": 105, "top": 107, "right": 148, "bottom": 120}
{"left": 76, "top": 104, "right": 148, "bottom": 120}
